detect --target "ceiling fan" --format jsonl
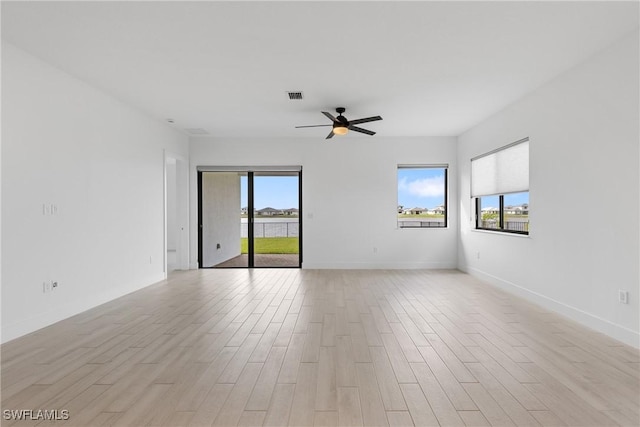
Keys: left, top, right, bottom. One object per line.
{"left": 295, "top": 107, "right": 382, "bottom": 139}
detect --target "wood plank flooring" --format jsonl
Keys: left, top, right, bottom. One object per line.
{"left": 1, "top": 269, "right": 638, "bottom": 426}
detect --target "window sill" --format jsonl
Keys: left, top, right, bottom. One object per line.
{"left": 471, "top": 229, "right": 530, "bottom": 238}
{"left": 397, "top": 226, "right": 450, "bottom": 230}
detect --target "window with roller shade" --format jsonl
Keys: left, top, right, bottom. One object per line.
{"left": 471, "top": 138, "right": 529, "bottom": 235}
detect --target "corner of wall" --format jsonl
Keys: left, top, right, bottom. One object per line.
{"left": 454, "top": 31, "right": 640, "bottom": 348}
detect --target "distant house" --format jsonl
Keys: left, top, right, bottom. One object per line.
{"left": 505, "top": 204, "right": 529, "bottom": 215}
{"left": 256, "top": 207, "right": 281, "bottom": 216}
{"left": 241, "top": 206, "right": 248, "bottom": 215}
{"left": 405, "top": 207, "right": 425, "bottom": 215}
{"left": 430, "top": 205, "right": 445, "bottom": 215}
{"left": 283, "top": 208, "right": 299, "bottom": 216}
{"left": 481, "top": 207, "right": 499, "bottom": 214}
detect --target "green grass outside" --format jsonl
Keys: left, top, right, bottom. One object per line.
{"left": 241, "top": 237, "right": 299, "bottom": 254}
{"left": 241, "top": 214, "right": 299, "bottom": 218}
{"left": 481, "top": 213, "right": 529, "bottom": 221}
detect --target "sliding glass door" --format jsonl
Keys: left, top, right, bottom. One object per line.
{"left": 198, "top": 168, "right": 301, "bottom": 268}
{"left": 252, "top": 172, "right": 300, "bottom": 267}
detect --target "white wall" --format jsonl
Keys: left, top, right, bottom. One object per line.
{"left": 190, "top": 136, "right": 458, "bottom": 269}
{"left": 1, "top": 42, "right": 189, "bottom": 343}
{"left": 457, "top": 31, "right": 639, "bottom": 347}
{"left": 201, "top": 172, "right": 241, "bottom": 267}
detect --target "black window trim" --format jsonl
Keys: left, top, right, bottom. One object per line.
{"left": 397, "top": 165, "right": 448, "bottom": 229}
{"left": 475, "top": 194, "right": 529, "bottom": 235}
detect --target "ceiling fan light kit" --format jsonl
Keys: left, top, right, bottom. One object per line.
{"left": 296, "top": 107, "right": 382, "bottom": 139}
{"left": 333, "top": 125, "right": 349, "bottom": 135}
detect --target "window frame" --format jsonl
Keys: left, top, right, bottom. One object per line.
{"left": 475, "top": 193, "right": 529, "bottom": 235}
{"left": 471, "top": 137, "right": 529, "bottom": 236}
{"left": 397, "top": 165, "right": 448, "bottom": 229}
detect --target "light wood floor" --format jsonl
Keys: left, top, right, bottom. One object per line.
{"left": 213, "top": 254, "right": 299, "bottom": 268}
{"left": 1, "top": 269, "right": 638, "bottom": 426}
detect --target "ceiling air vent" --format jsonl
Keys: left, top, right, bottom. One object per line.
{"left": 185, "top": 128, "right": 209, "bottom": 135}
{"left": 287, "top": 91, "right": 304, "bottom": 100}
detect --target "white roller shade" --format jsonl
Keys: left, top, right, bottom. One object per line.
{"left": 471, "top": 138, "right": 529, "bottom": 197}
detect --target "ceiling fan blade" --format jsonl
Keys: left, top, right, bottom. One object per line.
{"left": 349, "top": 126, "right": 376, "bottom": 136}
{"left": 348, "top": 116, "right": 382, "bottom": 125}
{"left": 326, "top": 130, "right": 335, "bottom": 139}
{"left": 295, "top": 124, "right": 333, "bottom": 128}
{"left": 322, "top": 111, "right": 339, "bottom": 123}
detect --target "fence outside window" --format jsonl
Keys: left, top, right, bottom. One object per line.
{"left": 241, "top": 222, "right": 299, "bottom": 238}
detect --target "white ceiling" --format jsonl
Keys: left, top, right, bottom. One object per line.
{"left": 2, "top": 1, "right": 638, "bottom": 138}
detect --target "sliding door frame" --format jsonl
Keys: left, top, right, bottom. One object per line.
{"left": 197, "top": 166, "right": 302, "bottom": 269}
{"left": 247, "top": 172, "right": 255, "bottom": 267}
{"left": 197, "top": 171, "right": 203, "bottom": 268}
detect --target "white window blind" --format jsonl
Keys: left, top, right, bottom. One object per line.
{"left": 471, "top": 138, "right": 529, "bottom": 197}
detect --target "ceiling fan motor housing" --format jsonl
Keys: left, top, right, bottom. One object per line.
{"left": 335, "top": 108, "right": 349, "bottom": 127}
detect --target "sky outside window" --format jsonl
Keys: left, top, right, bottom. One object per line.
{"left": 241, "top": 175, "right": 299, "bottom": 209}
{"left": 397, "top": 168, "right": 445, "bottom": 209}
{"left": 504, "top": 192, "right": 529, "bottom": 206}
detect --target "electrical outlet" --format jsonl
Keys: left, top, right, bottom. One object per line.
{"left": 51, "top": 281, "right": 58, "bottom": 290}
{"left": 618, "top": 290, "right": 629, "bottom": 304}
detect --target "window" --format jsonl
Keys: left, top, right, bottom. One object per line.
{"left": 476, "top": 192, "right": 529, "bottom": 233}
{"left": 471, "top": 138, "right": 529, "bottom": 235}
{"left": 397, "top": 165, "right": 448, "bottom": 228}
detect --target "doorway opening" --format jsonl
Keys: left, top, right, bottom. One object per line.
{"left": 197, "top": 167, "right": 302, "bottom": 268}
{"left": 164, "top": 152, "right": 188, "bottom": 275}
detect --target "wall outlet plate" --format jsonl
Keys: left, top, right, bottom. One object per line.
{"left": 618, "top": 290, "right": 629, "bottom": 304}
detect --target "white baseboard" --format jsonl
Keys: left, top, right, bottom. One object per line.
{"left": 1, "top": 272, "right": 166, "bottom": 344}
{"left": 463, "top": 265, "right": 640, "bottom": 349}
{"left": 301, "top": 261, "right": 456, "bottom": 269}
